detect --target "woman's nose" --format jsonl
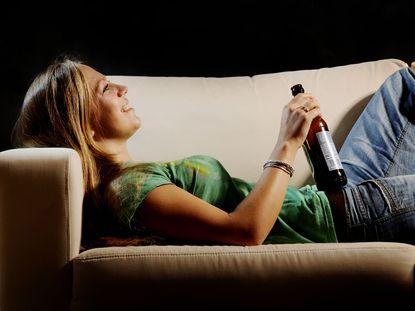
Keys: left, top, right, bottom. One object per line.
{"left": 118, "top": 84, "right": 128, "bottom": 96}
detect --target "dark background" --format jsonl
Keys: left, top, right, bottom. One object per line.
{"left": 1, "top": 0, "right": 414, "bottom": 152}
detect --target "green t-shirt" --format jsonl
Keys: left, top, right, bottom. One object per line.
{"left": 109, "top": 155, "right": 337, "bottom": 244}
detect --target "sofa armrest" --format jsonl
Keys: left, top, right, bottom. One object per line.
{"left": 0, "top": 147, "right": 83, "bottom": 310}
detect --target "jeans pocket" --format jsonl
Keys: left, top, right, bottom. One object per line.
{"left": 346, "top": 177, "right": 415, "bottom": 243}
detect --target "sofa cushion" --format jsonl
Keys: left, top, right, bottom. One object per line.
{"left": 72, "top": 242, "right": 415, "bottom": 308}
{"left": 109, "top": 59, "right": 407, "bottom": 187}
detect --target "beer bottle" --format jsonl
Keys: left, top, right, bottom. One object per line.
{"left": 291, "top": 84, "right": 347, "bottom": 191}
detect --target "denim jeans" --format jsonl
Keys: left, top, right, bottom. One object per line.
{"left": 338, "top": 67, "right": 415, "bottom": 244}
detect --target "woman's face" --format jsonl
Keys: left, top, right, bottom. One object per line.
{"left": 80, "top": 64, "right": 141, "bottom": 142}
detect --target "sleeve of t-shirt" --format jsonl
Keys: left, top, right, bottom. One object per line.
{"left": 112, "top": 164, "right": 173, "bottom": 231}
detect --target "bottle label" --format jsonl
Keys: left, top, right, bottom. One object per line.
{"left": 316, "top": 131, "right": 344, "bottom": 171}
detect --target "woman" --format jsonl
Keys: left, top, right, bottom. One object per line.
{"left": 12, "top": 56, "right": 415, "bottom": 248}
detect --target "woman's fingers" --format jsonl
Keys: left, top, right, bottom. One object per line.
{"left": 297, "top": 101, "right": 319, "bottom": 113}
{"left": 290, "top": 93, "right": 320, "bottom": 113}
{"left": 277, "top": 93, "right": 322, "bottom": 148}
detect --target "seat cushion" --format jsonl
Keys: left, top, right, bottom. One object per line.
{"left": 72, "top": 242, "right": 415, "bottom": 309}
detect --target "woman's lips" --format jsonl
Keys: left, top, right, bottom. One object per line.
{"left": 121, "top": 104, "right": 134, "bottom": 112}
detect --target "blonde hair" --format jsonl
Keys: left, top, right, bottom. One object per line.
{"left": 12, "top": 56, "right": 167, "bottom": 247}
{"left": 12, "top": 56, "right": 120, "bottom": 241}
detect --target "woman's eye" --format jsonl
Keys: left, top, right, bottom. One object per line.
{"left": 103, "top": 84, "right": 110, "bottom": 93}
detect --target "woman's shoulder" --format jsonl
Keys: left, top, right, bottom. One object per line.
{"left": 107, "top": 162, "right": 167, "bottom": 196}
{"left": 106, "top": 161, "right": 173, "bottom": 222}
{"left": 116, "top": 161, "right": 166, "bottom": 181}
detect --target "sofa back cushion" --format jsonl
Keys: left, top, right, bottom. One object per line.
{"left": 109, "top": 59, "right": 408, "bottom": 187}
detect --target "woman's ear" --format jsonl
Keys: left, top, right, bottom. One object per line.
{"left": 90, "top": 129, "right": 96, "bottom": 141}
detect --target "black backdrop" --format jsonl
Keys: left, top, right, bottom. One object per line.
{"left": 1, "top": 0, "right": 415, "bottom": 151}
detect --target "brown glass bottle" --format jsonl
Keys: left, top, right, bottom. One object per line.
{"left": 291, "top": 84, "right": 347, "bottom": 191}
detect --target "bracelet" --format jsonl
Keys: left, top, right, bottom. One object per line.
{"left": 263, "top": 160, "right": 295, "bottom": 177}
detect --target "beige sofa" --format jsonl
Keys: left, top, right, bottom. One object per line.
{"left": 0, "top": 59, "right": 414, "bottom": 310}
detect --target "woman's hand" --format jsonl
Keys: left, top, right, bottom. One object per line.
{"left": 276, "top": 93, "right": 321, "bottom": 150}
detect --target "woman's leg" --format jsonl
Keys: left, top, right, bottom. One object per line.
{"left": 337, "top": 68, "right": 415, "bottom": 244}
{"left": 339, "top": 67, "right": 415, "bottom": 186}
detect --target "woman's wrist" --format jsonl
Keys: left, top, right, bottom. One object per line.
{"left": 263, "top": 160, "right": 294, "bottom": 177}
{"left": 269, "top": 141, "right": 298, "bottom": 165}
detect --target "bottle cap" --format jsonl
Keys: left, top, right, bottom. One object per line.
{"left": 291, "top": 84, "right": 304, "bottom": 96}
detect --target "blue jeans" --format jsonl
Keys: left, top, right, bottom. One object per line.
{"left": 338, "top": 67, "right": 415, "bottom": 244}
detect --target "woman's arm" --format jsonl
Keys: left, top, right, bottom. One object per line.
{"left": 139, "top": 93, "right": 321, "bottom": 245}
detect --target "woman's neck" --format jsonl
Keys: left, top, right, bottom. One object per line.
{"left": 95, "top": 139, "right": 132, "bottom": 164}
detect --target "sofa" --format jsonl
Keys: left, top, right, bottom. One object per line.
{"left": 0, "top": 58, "right": 414, "bottom": 310}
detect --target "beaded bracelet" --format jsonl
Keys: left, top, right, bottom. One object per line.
{"left": 263, "top": 160, "right": 295, "bottom": 177}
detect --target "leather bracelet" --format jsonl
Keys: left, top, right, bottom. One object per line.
{"left": 263, "top": 160, "right": 294, "bottom": 177}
